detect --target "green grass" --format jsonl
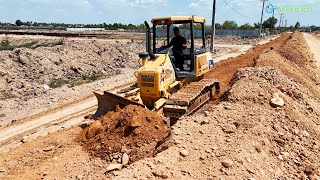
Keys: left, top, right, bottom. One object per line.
{"left": 0, "top": 40, "right": 64, "bottom": 51}
{"left": 49, "top": 73, "right": 102, "bottom": 89}
{"left": 49, "top": 79, "right": 69, "bottom": 89}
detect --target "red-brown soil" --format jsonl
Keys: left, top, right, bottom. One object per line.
{"left": 77, "top": 105, "right": 170, "bottom": 163}
{"left": 205, "top": 33, "right": 292, "bottom": 93}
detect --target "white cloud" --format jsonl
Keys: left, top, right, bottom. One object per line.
{"left": 188, "top": 3, "right": 199, "bottom": 8}
{"left": 97, "top": 0, "right": 167, "bottom": 8}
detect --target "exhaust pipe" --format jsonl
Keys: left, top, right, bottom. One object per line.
{"left": 144, "top": 21, "right": 156, "bottom": 59}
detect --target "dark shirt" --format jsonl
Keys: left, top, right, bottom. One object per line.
{"left": 169, "top": 35, "right": 186, "bottom": 54}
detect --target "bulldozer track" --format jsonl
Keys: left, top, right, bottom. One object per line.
{"left": 164, "top": 78, "right": 220, "bottom": 118}
{"left": 0, "top": 81, "right": 136, "bottom": 152}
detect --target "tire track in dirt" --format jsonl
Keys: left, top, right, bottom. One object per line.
{"left": 0, "top": 81, "right": 135, "bottom": 152}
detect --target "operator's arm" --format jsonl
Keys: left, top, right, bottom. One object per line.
{"left": 166, "top": 38, "right": 174, "bottom": 48}
{"left": 182, "top": 37, "right": 187, "bottom": 48}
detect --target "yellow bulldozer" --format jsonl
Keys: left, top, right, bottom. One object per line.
{"left": 93, "top": 16, "right": 220, "bottom": 122}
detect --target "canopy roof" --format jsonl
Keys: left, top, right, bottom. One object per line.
{"left": 152, "top": 16, "right": 205, "bottom": 25}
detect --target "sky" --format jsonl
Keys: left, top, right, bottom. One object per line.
{"left": 0, "top": 0, "right": 319, "bottom": 26}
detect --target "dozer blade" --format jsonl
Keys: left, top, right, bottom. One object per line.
{"left": 92, "top": 91, "right": 145, "bottom": 120}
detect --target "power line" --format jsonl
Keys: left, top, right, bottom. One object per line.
{"left": 223, "top": 0, "right": 260, "bottom": 19}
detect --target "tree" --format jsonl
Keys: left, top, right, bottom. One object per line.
{"left": 215, "top": 23, "right": 222, "bottom": 29}
{"left": 137, "top": 23, "right": 146, "bottom": 30}
{"left": 262, "top": 17, "right": 278, "bottom": 29}
{"left": 15, "top": 19, "right": 23, "bottom": 26}
{"left": 253, "top": 22, "right": 261, "bottom": 29}
{"left": 295, "top": 21, "right": 301, "bottom": 29}
{"left": 239, "top": 23, "right": 252, "bottom": 30}
{"left": 222, "top": 21, "right": 237, "bottom": 29}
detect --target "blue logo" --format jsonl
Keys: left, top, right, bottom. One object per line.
{"left": 265, "top": 3, "right": 275, "bottom": 14}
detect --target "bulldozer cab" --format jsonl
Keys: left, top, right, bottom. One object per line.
{"left": 149, "top": 16, "right": 210, "bottom": 78}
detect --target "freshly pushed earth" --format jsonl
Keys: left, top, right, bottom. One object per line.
{"left": 78, "top": 105, "right": 170, "bottom": 163}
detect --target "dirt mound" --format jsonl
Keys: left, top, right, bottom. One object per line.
{"left": 277, "top": 32, "right": 313, "bottom": 67}
{"left": 256, "top": 50, "right": 320, "bottom": 96}
{"left": 0, "top": 35, "right": 144, "bottom": 99}
{"left": 78, "top": 105, "right": 170, "bottom": 164}
{"left": 219, "top": 67, "right": 320, "bottom": 178}
{"left": 205, "top": 33, "right": 291, "bottom": 93}
{"left": 226, "top": 67, "right": 320, "bottom": 119}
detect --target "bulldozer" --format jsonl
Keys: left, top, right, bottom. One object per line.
{"left": 93, "top": 16, "right": 220, "bottom": 122}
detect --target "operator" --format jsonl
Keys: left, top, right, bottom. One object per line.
{"left": 166, "top": 27, "right": 187, "bottom": 71}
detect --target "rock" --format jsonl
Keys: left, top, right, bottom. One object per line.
{"left": 86, "top": 121, "right": 103, "bottom": 139}
{"left": 106, "top": 164, "right": 123, "bottom": 172}
{"left": 212, "top": 146, "right": 218, "bottom": 150}
{"left": 221, "top": 159, "right": 233, "bottom": 168}
{"left": 79, "top": 120, "right": 94, "bottom": 129}
{"left": 76, "top": 175, "right": 82, "bottom": 180}
{"left": 200, "top": 119, "right": 209, "bottom": 125}
{"left": 180, "top": 149, "right": 189, "bottom": 157}
{"left": 43, "top": 146, "right": 55, "bottom": 152}
{"left": 20, "top": 136, "right": 28, "bottom": 143}
{"left": 121, "top": 146, "right": 128, "bottom": 153}
{"left": 280, "top": 152, "right": 290, "bottom": 157}
{"left": 304, "top": 164, "right": 317, "bottom": 176}
{"left": 222, "top": 125, "right": 236, "bottom": 134}
{"left": 203, "top": 111, "right": 209, "bottom": 116}
{"left": 270, "top": 93, "right": 285, "bottom": 108}
{"left": 122, "top": 153, "right": 129, "bottom": 165}
{"left": 302, "top": 130, "right": 310, "bottom": 137}
{"left": 43, "top": 85, "right": 51, "bottom": 92}
{"left": 152, "top": 170, "right": 168, "bottom": 179}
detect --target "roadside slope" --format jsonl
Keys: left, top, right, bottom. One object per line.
{"left": 304, "top": 33, "right": 320, "bottom": 68}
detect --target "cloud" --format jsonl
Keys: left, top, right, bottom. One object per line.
{"left": 131, "top": 0, "right": 167, "bottom": 6}
{"left": 97, "top": 0, "right": 167, "bottom": 8}
{"left": 188, "top": 3, "right": 199, "bottom": 8}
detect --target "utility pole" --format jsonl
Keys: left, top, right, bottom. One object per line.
{"left": 259, "top": 0, "right": 267, "bottom": 38}
{"left": 210, "top": 0, "right": 216, "bottom": 53}
{"left": 278, "top": 13, "right": 284, "bottom": 32}
{"left": 284, "top": 19, "right": 288, "bottom": 31}
{"left": 270, "top": 6, "right": 277, "bottom": 36}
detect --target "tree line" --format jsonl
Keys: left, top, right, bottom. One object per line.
{"left": 0, "top": 20, "right": 147, "bottom": 30}
{"left": 0, "top": 19, "right": 318, "bottom": 31}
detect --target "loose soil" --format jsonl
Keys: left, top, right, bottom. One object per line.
{"left": 0, "top": 34, "right": 144, "bottom": 100}
{"left": 78, "top": 105, "right": 171, "bottom": 164}
{"left": 205, "top": 33, "right": 292, "bottom": 93}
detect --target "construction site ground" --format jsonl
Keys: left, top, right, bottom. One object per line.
{"left": 0, "top": 32, "right": 319, "bottom": 179}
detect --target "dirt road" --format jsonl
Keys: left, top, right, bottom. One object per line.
{"left": 214, "top": 36, "right": 279, "bottom": 62}
{"left": 0, "top": 78, "right": 135, "bottom": 152}
{"left": 304, "top": 33, "right": 320, "bottom": 68}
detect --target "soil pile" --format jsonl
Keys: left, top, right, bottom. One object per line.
{"left": 204, "top": 33, "right": 291, "bottom": 92}
{"left": 78, "top": 105, "right": 170, "bottom": 164}
{"left": 219, "top": 67, "right": 320, "bottom": 178}
{"left": 277, "top": 32, "right": 313, "bottom": 67}
{"left": 0, "top": 35, "right": 144, "bottom": 100}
